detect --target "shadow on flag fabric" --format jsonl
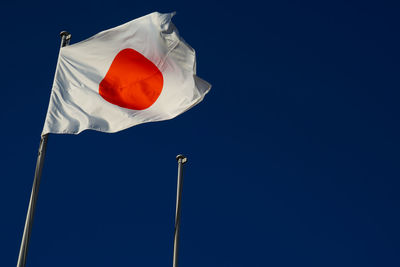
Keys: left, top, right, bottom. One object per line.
{"left": 42, "top": 12, "right": 211, "bottom": 135}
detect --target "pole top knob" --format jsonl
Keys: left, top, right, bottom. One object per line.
{"left": 60, "top": 31, "right": 71, "bottom": 39}
{"left": 176, "top": 154, "right": 187, "bottom": 164}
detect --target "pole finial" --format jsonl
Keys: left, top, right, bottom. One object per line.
{"left": 176, "top": 154, "right": 187, "bottom": 164}
{"left": 60, "top": 31, "right": 71, "bottom": 40}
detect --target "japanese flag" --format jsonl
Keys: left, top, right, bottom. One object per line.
{"left": 42, "top": 12, "right": 211, "bottom": 135}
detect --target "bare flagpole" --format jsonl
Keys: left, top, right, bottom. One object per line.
{"left": 173, "top": 154, "right": 187, "bottom": 267}
{"left": 16, "top": 31, "right": 71, "bottom": 267}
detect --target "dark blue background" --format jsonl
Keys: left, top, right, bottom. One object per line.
{"left": 1, "top": 1, "right": 400, "bottom": 266}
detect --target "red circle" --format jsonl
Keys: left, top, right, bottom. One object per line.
{"left": 99, "top": 48, "right": 164, "bottom": 110}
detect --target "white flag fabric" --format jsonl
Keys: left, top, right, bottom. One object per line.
{"left": 42, "top": 12, "right": 211, "bottom": 135}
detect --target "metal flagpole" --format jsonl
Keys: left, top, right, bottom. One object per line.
{"left": 16, "top": 31, "right": 71, "bottom": 267}
{"left": 173, "top": 154, "right": 187, "bottom": 267}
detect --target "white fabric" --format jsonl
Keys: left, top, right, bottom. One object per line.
{"left": 42, "top": 12, "right": 211, "bottom": 135}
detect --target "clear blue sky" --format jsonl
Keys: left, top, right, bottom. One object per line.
{"left": 1, "top": 1, "right": 400, "bottom": 266}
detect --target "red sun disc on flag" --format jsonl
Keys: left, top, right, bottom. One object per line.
{"left": 99, "top": 48, "right": 164, "bottom": 110}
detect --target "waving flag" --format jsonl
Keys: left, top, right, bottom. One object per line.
{"left": 42, "top": 12, "right": 211, "bottom": 135}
